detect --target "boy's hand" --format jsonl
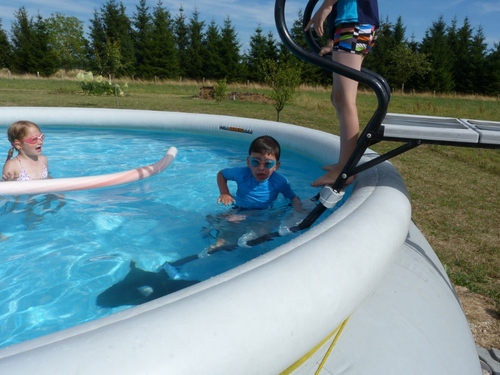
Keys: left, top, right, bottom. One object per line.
{"left": 292, "top": 197, "right": 308, "bottom": 213}
{"left": 217, "top": 193, "right": 235, "bottom": 206}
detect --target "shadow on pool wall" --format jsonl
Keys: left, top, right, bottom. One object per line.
{"left": 0, "top": 107, "right": 482, "bottom": 375}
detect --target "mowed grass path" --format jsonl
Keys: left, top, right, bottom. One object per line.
{"left": 0, "top": 75, "right": 499, "bottom": 307}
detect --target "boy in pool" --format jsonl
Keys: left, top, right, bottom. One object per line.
{"left": 2, "top": 120, "right": 50, "bottom": 181}
{"left": 104, "top": 136, "right": 304, "bottom": 301}
{"left": 210, "top": 135, "right": 302, "bottom": 252}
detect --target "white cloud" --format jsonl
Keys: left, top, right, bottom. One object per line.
{"left": 475, "top": 1, "right": 500, "bottom": 14}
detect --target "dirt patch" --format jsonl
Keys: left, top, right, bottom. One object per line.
{"left": 199, "top": 86, "right": 215, "bottom": 99}
{"left": 228, "top": 92, "right": 272, "bottom": 103}
{"left": 455, "top": 285, "right": 500, "bottom": 349}
{"left": 198, "top": 87, "right": 272, "bottom": 104}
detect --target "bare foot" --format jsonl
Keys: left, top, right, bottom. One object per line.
{"left": 208, "top": 238, "right": 228, "bottom": 254}
{"left": 321, "top": 164, "right": 336, "bottom": 171}
{"left": 311, "top": 170, "right": 341, "bottom": 187}
{"left": 226, "top": 214, "right": 246, "bottom": 222}
{"left": 311, "top": 165, "right": 356, "bottom": 187}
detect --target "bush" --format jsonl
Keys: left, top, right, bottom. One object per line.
{"left": 213, "top": 78, "right": 228, "bottom": 103}
{"left": 76, "top": 71, "right": 126, "bottom": 96}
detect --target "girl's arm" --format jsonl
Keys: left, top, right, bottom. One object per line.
{"left": 2, "top": 159, "right": 19, "bottom": 181}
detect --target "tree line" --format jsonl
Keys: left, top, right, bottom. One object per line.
{"left": 0, "top": 0, "right": 499, "bottom": 96}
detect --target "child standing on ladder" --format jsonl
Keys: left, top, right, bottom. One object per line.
{"left": 305, "top": 0, "right": 379, "bottom": 187}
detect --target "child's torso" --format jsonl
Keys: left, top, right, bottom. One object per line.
{"left": 17, "top": 156, "right": 48, "bottom": 181}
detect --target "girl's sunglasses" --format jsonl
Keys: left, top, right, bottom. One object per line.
{"left": 249, "top": 157, "right": 276, "bottom": 169}
{"left": 22, "top": 134, "right": 45, "bottom": 144}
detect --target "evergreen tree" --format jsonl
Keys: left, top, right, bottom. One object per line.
{"left": 265, "top": 31, "right": 279, "bottom": 61}
{"left": 133, "top": 0, "right": 153, "bottom": 78}
{"left": 185, "top": 8, "right": 205, "bottom": 81}
{"left": 365, "top": 16, "right": 430, "bottom": 91}
{"left": 32, "top": 14, "right": 59, "bottom": 76}
{"left": 88, "top": 10, "right": 107, "bottom": 72}
{"left": 104, "top": 0, "right": 135, "bottom": 76}
{"left": 288, "top": 9, "right": 330, "bottom": 86}
{"left": 203, "top": 20, "right": 222, "bottom": 79}
{"left": 446, "top": 17, "right": 459, "bottom": 64}
{"left": 453, "top": 17, "right": 475, "bottom": 93}
{"left": 173, "top": 6, "right": 189, "bottom": 79}
{"left": 11, "top": 7, "right": 40, "bottom": 74}
{"left": 10, "top": 8, "right": 58, "bottom": 76}
{"left": 364, "top": 17, "right": 393, "bottom": 79}
{"left": 469, "top": 26, "right": 487, "bottom": 94}
{"left": 245, "top": 25, "right": 279, "bottom": 82}
{"left": 485, "top": 43, "right": 500, "bottom": 95}
{"left": 89, "top": 0, "right": 135, "bottom": 77}
{"left": 219, "top": 16, "right": 242, "bottom": 82}
{"left": 245, "top": 25, "right": 266, "bottom": 82}
{"left": 418, "top": 16, "right": 455, "bottom": 92}
{"left": 0, "top": 20, "right": 12, "bottom": 69}
{"left": 150, "top": 0, "right": 179, "bottom": 79}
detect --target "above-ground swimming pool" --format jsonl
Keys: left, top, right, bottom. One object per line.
{"left": 0, "top": 125, "right": 338, "bottom": 348}
{"left": 0, "top": 107, "right": 481, "bottom": 375}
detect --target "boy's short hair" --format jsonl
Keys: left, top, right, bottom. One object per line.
{"left": 248, "top": 135, "right": 281, "bottom": 160}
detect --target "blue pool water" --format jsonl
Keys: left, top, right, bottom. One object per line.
{"left": 0, "top": 126, "right": 343, "bottom": 349}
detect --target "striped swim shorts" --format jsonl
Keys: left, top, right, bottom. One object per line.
{"left": 333, "top": 23, "right": 378, "bottom": 55}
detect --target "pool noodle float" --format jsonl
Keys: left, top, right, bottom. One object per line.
{"left": 0, "top": 147, "right": 177, "bottom": 195}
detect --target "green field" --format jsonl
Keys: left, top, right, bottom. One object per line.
{"left": 1, "top": 74, "right": 499, "bottom": 307}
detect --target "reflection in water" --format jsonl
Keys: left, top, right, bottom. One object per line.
{"left": 99, "top": 199, "right": 319, "bottom": 308}
{"left": 0, "top": 193, "right": 66, "bottom": 235}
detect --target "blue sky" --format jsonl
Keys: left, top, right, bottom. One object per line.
{"left": 0, "top": 0, "right": 499, "bottom": 52}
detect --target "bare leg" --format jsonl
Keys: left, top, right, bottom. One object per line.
{"left": 312, "top": 52, "right": 363, "bottom": 187}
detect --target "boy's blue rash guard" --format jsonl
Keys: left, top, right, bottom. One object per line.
{"left": 221, "top": 167, "right": 297, "bottom": 210}
{"left": 328, "top": 0, "right": 379, "bottom": 34}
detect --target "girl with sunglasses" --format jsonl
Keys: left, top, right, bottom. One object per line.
{"left": 2, "top": 120, "right": 49, "bottom": 181}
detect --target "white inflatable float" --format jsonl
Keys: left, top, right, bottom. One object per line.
{"left": 0, "top": 107, "right": 481, "bottom": 374}
{"left": 0, "top": 147, "right": 177, "bottom": 195}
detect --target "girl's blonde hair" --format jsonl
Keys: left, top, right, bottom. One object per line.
{"left": 5, "top": 120, "right": 41, "bottom": 162}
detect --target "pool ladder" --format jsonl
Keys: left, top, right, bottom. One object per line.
{"left": 275, "top": 0, "right": 500, "bottom": 231}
